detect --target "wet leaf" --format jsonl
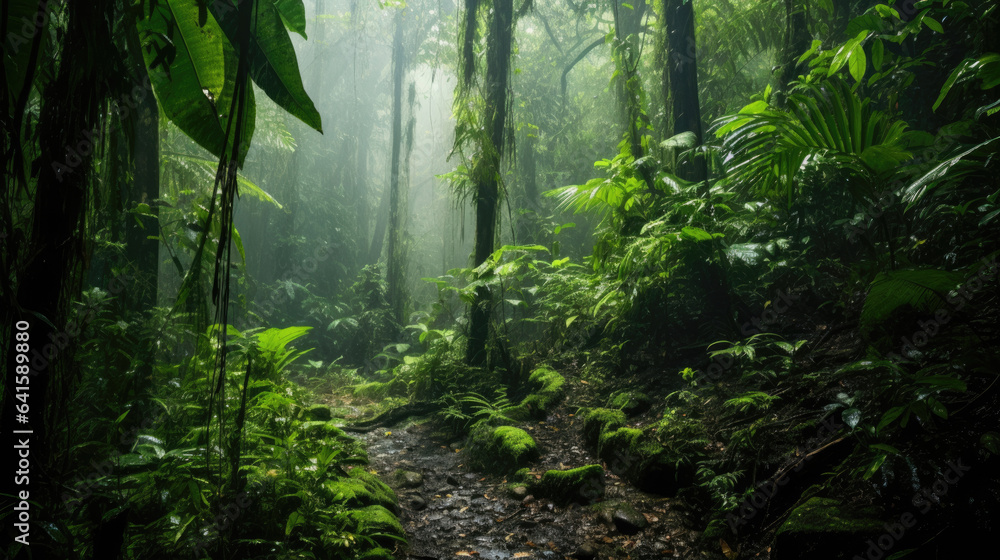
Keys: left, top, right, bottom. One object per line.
{"left": 514, "top": 553, "right": 530, "bottom": 558}
{"left": 721, "top": 539, "right": 737, "bottom": 560}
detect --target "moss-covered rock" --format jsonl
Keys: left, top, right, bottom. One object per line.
{"left": 347, "top": 505, "right": 405, "bottom": 547}
{"left": 467, "top": 425, "right": 540, "bottom": 473}
{"left": 392, "top": 469, "right": 424, "bottom": 488}
{"left": 508, "top": 366, "right": 566, "bottom": 420}
{"left": 324, "top": 477, "right": 395, "bottom": 511}
{"left": 772, "top": 497, "right": 884, "bottom": 560}
{"left": 596, "top": 427, "right": 692, "bottom": 497}
{"left": 299, "top": 404, "right": 333, "bottom": 421}
{"left": 581, "top": 408, "right": 626, "bottom": 447}
{"left": 353, "top": 381, "right": 390, "bottom": 400}
{"left": 348, "top": 468, "right": 399, "bottom": 513}
{"left": 610, "top": 503, "right": 649, "bottom": 534}
{"left": 608, "top": 390, "right": 653, "bottom": 417}
{"left": 533, "top": 465, "right": 604, "bottom": 505}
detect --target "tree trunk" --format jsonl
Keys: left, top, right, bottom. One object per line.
{"left": 125, "top": 69, "right": 160, "bottom": 312}
{"left": 664, "top": 0, "right": 707, "bottom": 184}
{"left": 466, "top": 0, "right": 513, "bottom": 367}
{"left": 612, "top": 0, "right": 647, "bottom": 165}
{"left": 387, "top": 12, "right": 407, "bottom": 326}
{"left": 2, "top": 0, "right": 114, "bottom": 542}
{"left": 774, "top": 0, "right": 810, "bottom": 109}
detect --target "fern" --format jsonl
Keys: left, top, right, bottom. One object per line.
{"left": 724, "top": 391, "right": 779, "bottom": 413}
{"left": 859, "top": 269, "right": 964, "bottom": 334}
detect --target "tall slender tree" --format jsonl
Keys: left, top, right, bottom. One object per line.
{"left": 662, "top": 0, "right": 707, "bottom": 184}
{"left": 462, "top": 0, "right": 515, "bottom": 367}
{"left": 387, "top": 10, "right": 408, "bottom": 326}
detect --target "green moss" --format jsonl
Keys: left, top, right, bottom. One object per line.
{"left": 347, "top": 505, "right": 405, "bottom": 546}
{"left": 509, "top": 366, "right": 566, "bottom": 420}
{"left": 353, "top": 381, "right": 390, "bottom": 400}
{"left": 598, "top": 427, "right": 644, "bottom": 460}
{"left": 324, "top": 478, "right": 394, "bottom": 509}
{"left": 348, "top": 468, "right": 398, "bottom": 511}
{"left": 777, "top": 497, "right": 883, "bottom": 536}
{"left": 493, "top": 426, "right": 539, "bottom": 459}
{"left": 467, "top": 425, "right": 540, "bottom": 473}
{"left": 512, "top": 467, "right": 531, "bottom": 483}
{"left": 533, "top": 465, "right": 604, "bottom": 505}
{"left": 581, "top": 408, "right": 626, "bottom": 446}
{"left": 299, "top": 404, "right": 333, "bottom": 421}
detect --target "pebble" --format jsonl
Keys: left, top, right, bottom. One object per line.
{"left": 611, "top": 504, "right": 649, "bottom": 535}
{"left": 397, "top": 470, "right": 424, "bottom": 488}
{"left": 407, "top": 494, "right": 427, "bottom": 510}
{"left": 573, "top": 542, "right": 598, "bottom": 560}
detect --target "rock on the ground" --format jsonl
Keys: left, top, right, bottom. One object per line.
{"left": 405, "top": 494, "right": 427, "bottom": 511}
{"left": 533, "top": 464, "right": 604, "bottom": 505}
{"left": 393, "top": 469, "right": 424, "bottom": 488}
{"left": 573, "top": 542, "right": 598, "bottom": 560}
{"left": 612, "top": 503, "right": 650, "bottom": 535}
{"left": 511, "top": 485, "right": 529, "bottom": 499}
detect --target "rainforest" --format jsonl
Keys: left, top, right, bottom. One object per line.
{"left": 1, "top": 0, "right": 998, "bottom": 559}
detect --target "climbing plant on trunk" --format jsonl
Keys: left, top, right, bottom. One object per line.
{"left": 458, "top": 0, "right": 515, "bottom": 367}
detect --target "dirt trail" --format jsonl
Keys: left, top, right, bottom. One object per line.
{"left": 352, "top": 379, "right": 707, "bottom": 560}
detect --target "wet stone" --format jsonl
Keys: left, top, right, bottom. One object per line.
{"left": 407, "top": 494, "right": 427, "bottom": 511}
{"left": 511, "top": 485, "right": 529, "bottom": 499}
{"left": 394, "top": 470, "right": 424, "bottom": 488}
{"left": 574, "top": 542, "right": 598, "bottom": 560}
{"left": 612, "top": 504, "right": 649, "bottom": 535}
{"left": 447, "top": 474, "right": 461, "bottom": 486}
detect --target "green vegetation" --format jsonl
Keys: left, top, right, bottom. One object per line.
{"left": 532, "top": 465, "right": 605, "bottom": 505}
{"left": 3, "top": 0, "right": 999, "bottom": 558}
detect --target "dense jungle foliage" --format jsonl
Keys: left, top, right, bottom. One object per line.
{"left": 2, "top": 0, "right": 999, "bottom": 559}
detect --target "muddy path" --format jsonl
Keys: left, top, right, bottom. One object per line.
{"left": 346, "top": 377, "right": 713, "bottom": 560}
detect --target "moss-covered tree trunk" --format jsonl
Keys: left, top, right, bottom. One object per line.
{"left": 466, "top": 0, "right": 513, "bottom": 367}
{"left": 612, "top": 0, "right": 647, "bottom": 167}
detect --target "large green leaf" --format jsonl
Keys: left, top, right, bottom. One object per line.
{"left": 860, "top": 269, "right": 964, "bottom": 334}
{"left": 275, "top": 0, "right": 308, "bottom": 39}
{"left": 209, "top": 0, "right": 322, "bottom": 133}
{"left": 137, "top": 0, "right": 255, "bottom": 163}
